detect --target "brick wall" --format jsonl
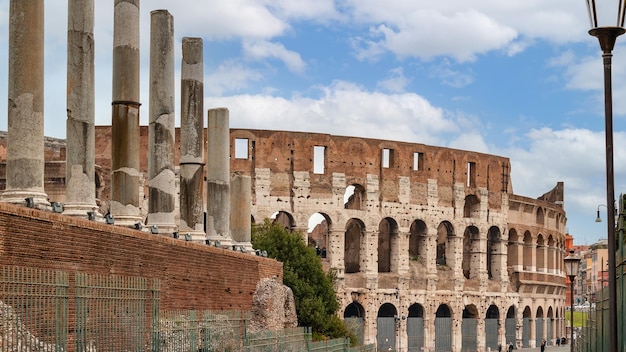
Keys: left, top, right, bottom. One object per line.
{"left": 0, "top": 202, "right": 282, "bottom": 311}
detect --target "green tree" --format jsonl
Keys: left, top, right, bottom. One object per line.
{"left": 252, "top": 220, "right": 354, "bottom": 342}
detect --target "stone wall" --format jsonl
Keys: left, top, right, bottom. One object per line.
{"left": 0, "top": 201, "right": 282, "bottom": 311}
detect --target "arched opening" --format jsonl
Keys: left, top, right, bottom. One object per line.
{"left": 344, "top": 184, "right": 366, "bottom": 210}
{"left": 407, "top": 304, "right": 424, "bottom": 351}
{"left": 409, "top": 220, "right": 427, "bottom": 261}
{"left": 462, "top": 305, "right": 479, "bottom": 351}
{"left": 507, "top": 228, "right": 519, "bottom": 274}
{"left": 505, "top": 306, "right": 516, "bottom": 347}
{"left": 536, "top": 306, "right": 544, "bottom": 347}
{"left": 523, "top": 231, "right": 533, "bottom": 271}
{"left": 462, "top": 226, "right": 480, "bottom": 279}
{"left": 307, "top": 212, "right": 331, "bottom": 258}
{"left": 344, "top": 302, "right": 365, "bottom": 345}
{"left": 435, "top": 305, "right": 452, "bottom": 351}
{"left": 271, "top": 211, "right": 295, "bottom": 232}
{"left": 536, "top": 207, "right": 544, "bottom": 225}
{"left": 547, "top": 307, "right": 554, "bottom": 346}
{"left": 437, "top": 221, "right": 454, "bottom": 266}
{"left": 344, "top": 218, "right": 364, "bottom": 273}
{"left": 537, "top": 234, "right": 545, "bottom": 272}
{"left": 463, "top": 194, "right": 480, "bottom": 218}
{"left": 485, "top": 305, "right": 500, "bottom": 351}
{"left": 522, "top": 306, "right": 532, "bottom": 348}
{"left": 378, "top": 217, "right": 398, "bottom": 273}
{"left": 377, "top": 303, "right": 398, "bottom": 351}
{"left": 487, "top": 226, "right": 501, "bottom": 280}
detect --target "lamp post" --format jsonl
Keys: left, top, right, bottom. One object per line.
{"left": 595, "top": 204, "right": 607, "bottom": 222}
{"left": 585, "top": 2, "right": 625, "bottom": 352}
{"left": 564, "top": 250, "right": 581, "bottom": 352}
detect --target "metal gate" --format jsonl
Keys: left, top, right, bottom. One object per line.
{"left": 377, "top": 317, "right": 396, "bottom": 351}
{"left": 546, "top": 318, "right": 552, "bottom": 345}
{"left": 536, "top": 318, "right": 544, "bottom": 347}
{"left": 505, "top": 318, "right": 516, "bottom": 346}
{"left": 461, "top": 318, "right": 477, "bottom": 351}
{"left": 485, "top": 318, "right": 499, "bottom": 350}
{"left": 407, "top": 317, "right": 424, "bottom": 352}
{"left": 435, "top": 317, "right": 452, "bottom": 352}
{"left": 345, "top": 317, "right": 365, "bottom": 346}
{"left": 522, "top": 317, "right": 530, "bottom": 348}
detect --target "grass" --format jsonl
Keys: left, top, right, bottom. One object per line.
{"left": 564, "top": 311, "right": 589, "bottom": 327}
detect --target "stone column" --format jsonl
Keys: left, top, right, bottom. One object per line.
{"left": 206, "top": 108, "right": 231, "bottom": 246}
{"left": 179, "top": 37, "right": 205, "bottom": 242}
{"left": 110, "top": 0, "right": 142, "bottom": 227}
{"left": 2, "top": 0, "right": 49, "bottom": 208}
{"left": 64, "top": 0, "right": 98, "bottom": 218}
{"left": 146, "top": 10, "right": 176, "bottom": 234}
{"left": 231, "top": 174, "right": 253, "bottom": 252}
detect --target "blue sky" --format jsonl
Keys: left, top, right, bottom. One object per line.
{"left": 0, "top": 0, "right": 625, "bottom": 244}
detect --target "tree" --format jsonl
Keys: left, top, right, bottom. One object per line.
{"left": 252, "top": 220, "right": 354, "bottom": 342}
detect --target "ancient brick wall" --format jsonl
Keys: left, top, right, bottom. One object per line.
{"left": 0, "top": 202, "right": 282, "bottom": 311}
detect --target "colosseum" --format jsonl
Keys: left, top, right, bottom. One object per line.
{"left": 0, "top": 126, "right": 568, "bottom": 352}
{"left": 227, "top": 128, "right": 568, "bottom": 352}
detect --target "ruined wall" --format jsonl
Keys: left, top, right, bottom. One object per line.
{"left": 0, "top": 202, "right": 282, "bottom": 311}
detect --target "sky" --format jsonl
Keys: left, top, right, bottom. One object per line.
{"left": 0, "top": 0, "right": 625, "bottom": 245}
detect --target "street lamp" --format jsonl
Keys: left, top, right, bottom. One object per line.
{"left": 564, "top": 250, "right": 581, "bottom": 352}
{"left": 595, "top": 204, "right": 607, "bottom": 222}
{"left": 585, "top": 1, "right": 625, "bottom": 352}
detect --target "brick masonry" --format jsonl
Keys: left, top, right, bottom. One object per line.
{"left": 0, "top": 202, "right": 282, "bottom": 311}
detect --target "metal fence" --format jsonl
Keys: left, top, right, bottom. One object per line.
{"left": 0, "top": 265, "right": 374, "bottom": 352}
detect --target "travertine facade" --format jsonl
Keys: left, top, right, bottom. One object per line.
{"left": 228, "top": 129, "right": 567, "bottom": 351}
{"left": 0, "top": 127, "right": 568, "bottom": 351}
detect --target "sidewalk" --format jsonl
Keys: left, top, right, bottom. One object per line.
{"left": 515, "top": 345, "right": 569, "bottom": 352}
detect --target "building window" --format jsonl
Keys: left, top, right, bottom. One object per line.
{"left": 413, "top": 152, "right": 424, "bottom": 171}
{"left": 235, "top": 138, "right": 248, "bottom": 159}
{"left": 313, "top": 146, "right": 325, "bottom": 174}
{"left": 467, "top": 161, "right": 476, "bottom": 187}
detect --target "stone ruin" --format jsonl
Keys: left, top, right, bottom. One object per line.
{"left": 249, "top": 277, "right": 298, "bottom": 333}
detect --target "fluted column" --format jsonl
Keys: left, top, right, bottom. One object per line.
{"left": 206, "top": 108, "right": 231, "bottom": 246}
{"left": 146, "top": 9, "right": 176, "bottom": 234}
{"left": 110, "top": 0, "right": 142, "bottom": 227}
{"left": 179, "top": 37, "right": 205, "bottom": 242}
{"left": 64, "top": 0, "right": 98, "bottom": 218}
{"left": 3, "top": 0, "right": 49, "bottom": 208}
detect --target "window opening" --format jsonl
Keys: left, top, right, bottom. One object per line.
{"left": 235, "top": 138, "right": 248, "bottom": 159}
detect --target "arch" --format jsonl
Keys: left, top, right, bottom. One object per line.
{"left": 547, "top": 307, "right": 554, "bottom": 346}
{"left": 407, "top": 304, "right": 425, "bottom": 351}
{"left": 505, "top": 306, "right": 517, "bottom": 346}
{"left": 344, "top": 184, "right": 366, "bottom": 210}
{"left": 462, "top": 225, "right": 480, "bottom": 279}
{"left": 345, "top": 218, "right": 365, "bottom": 273}
{"left": 435, "top": 304, "right": 453, "bottom": 352}
{"left": 523, "top": 231, "right": 533, "bottom": 271}
{"left": 344, "top": 301, "right": 366, "bottom": 345}
{"left": 463, "top": 194, "right": 480, "bottom": 218}
{"left": 377, "top": 303, "right": 398, "bottom": 351}
{"left": 272, "top": 210, "right": 295, "bottom": 232}
{"left": 547, "top": 234, "right": 555, "bottom": 273}
{"left": 307, "top": 212, "right": 331, "bottom": 257}
{"left": 409, "top": 219, "right": 427, "bottom": 260}
{"left": 536, "top": 306, "right": 545, "bottom": 347}
{"left": 378, "top": 217, "right": 398, "bottom": 273}
{"left": 487, "top": 226, "right": 502, "bottom": 279}
{"left": 508, "top": 228, "right": 519, "bottom": 272}
{"left": 536, "top": 207, "right": 544, "bottom": 225}
{"left": 436, "top": 221, "right": 454, "bottom": 266}
{"left": 537, "top": 234, "right": 545, "bottom": 271}
{"left": 522, "top": 306, "right": 532, "bottom": 348}
{"left": 485, "top": 305, "right": 500, "bottom": 351}
{"left": 462, "top": 304, "right": 479, "bottom": 351}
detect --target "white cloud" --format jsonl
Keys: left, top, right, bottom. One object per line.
{"left": 377, "top": 67, "right": 409, "bottom": 93}
{"left": 205, "top": 61, "right": 264, "bottom": 96}
{"left": 207, "top": 81, "right": 457, "bottom": 145}
{"left": 243, "top": 40, "right": 306, "bottom": 73}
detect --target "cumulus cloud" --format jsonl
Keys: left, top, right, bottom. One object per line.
{"left": 207, "top": 81, "right": 458, "bottom": 145}
{"left": 243, "top": 40, "right": 306, "bottom": 73}
{"left": 377, "top": 67, "right": 410, "bottom": 93}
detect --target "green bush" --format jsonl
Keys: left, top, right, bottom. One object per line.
{"left": 252, "top": 220, "right": 355, "bottom": 343}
